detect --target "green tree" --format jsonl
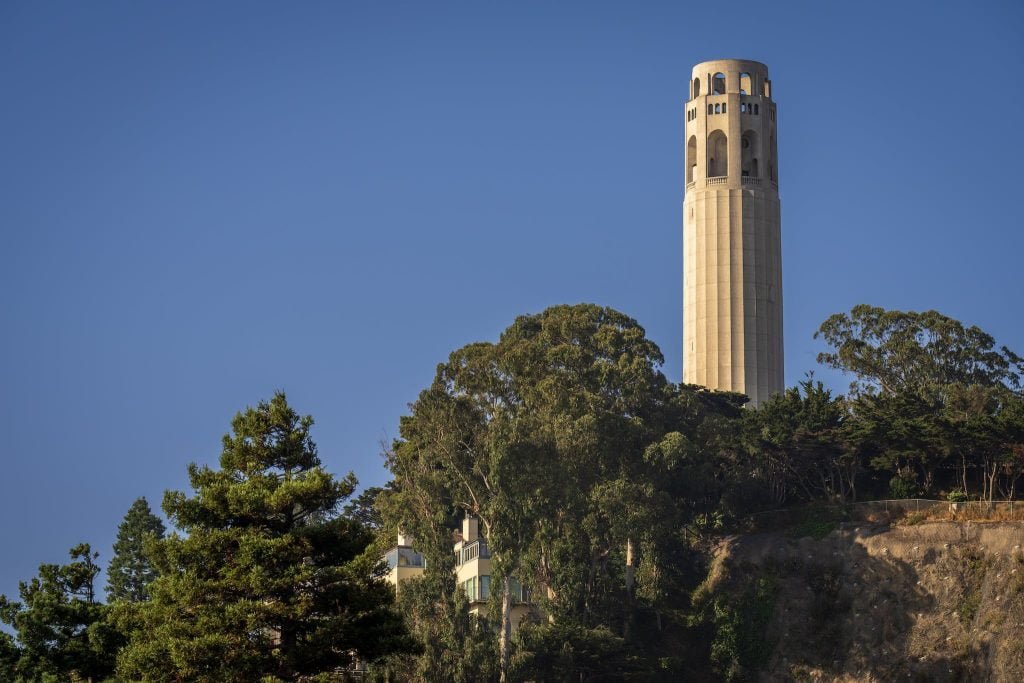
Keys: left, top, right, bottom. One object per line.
{"left": 115, "top": 392, "right": 415, "bottom": 682}
{"left": 747, "top": 380, "right": 855, "bottom": 503}
{"left": 817, "top": 306, "right": 1024, "bottom": 498}
{"left": 106, "top": 497, "right": 166, "bottom": 603}
{"left": 815, "top": 304, "right": 1023, "bottom": 399}
{"left": 387, "top": 304, "right": 687, "bottom": 681}
{"left": 0, "top": 543, "right": 120, "bottom": 682}
{"left": 510, "top": 622, "right": 647, "bottom": 681}
{"left": 0, "top": 631, "right": 19, "bottom": 681}
{"left": 343, "top": 485, "right": 388, "bottom": 531}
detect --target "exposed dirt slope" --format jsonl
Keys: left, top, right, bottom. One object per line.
{"left": 709, "top": 521, "right": 1024, "bottom": 682}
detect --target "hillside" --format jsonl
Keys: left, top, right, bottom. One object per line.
{"left": 703, "top": 520, "right": 1024, "bottom": 681}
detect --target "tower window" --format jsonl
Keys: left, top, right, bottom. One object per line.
{"left": 754, "top": 104, "right": 759, "bottom": 115}
{"left": 713, "top": 72, "right": 726, "bottom": 95}
{"left": 708, "top": 104, "right": 714, "bottom": 115}
{"left": 739, "top": 72, "right": 752, "bottom": 96}
{"left": 707, "top": 130, "right": 728, "bottom": 177}
{"left": 740, "top": 103, "right": 746, "bottom": 113}
{"left": 693, "top": 78, "right": 701, "bottom": 98}
{"left": 722, "top": 103, "right": 727, "bottom": 114}
{"left": 686, "top": 135, "right": 697, "bottom": 183}
{"left": 714, "top": 103, "right": 720, "bottom": 114}
{"left": 741, "top": 130, "right": 759, "bottom": 178}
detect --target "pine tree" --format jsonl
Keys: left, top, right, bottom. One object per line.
{"left": 0, "top": 631, "right": 18, "bottom": 681}
{"left": 0, "top": 544, "right": 121, "bottom": 681}
{"left": 115, "top": 392, "right": 415, "bottom": 681}
{"left": 106, "top": 497, "right": 166, "bottom": 603}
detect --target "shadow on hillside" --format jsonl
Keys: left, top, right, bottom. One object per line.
{"left": 725, "top": 526, "right": 988, "bottom": 682}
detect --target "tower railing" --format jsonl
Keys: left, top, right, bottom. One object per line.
{"left": 696, "top": 177, "right": 770, "bottom": 188}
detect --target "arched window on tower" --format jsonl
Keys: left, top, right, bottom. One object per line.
{"left": 713, "top": 72, "right": 726, "bottom": 95}
{"left": 741, "top": 130, "right": 759, "bottom": 177}
{"left": 739, "top": 72, "right": 752, "bottom": 95}
{"left": 707, "top": 130, "right": 728, "bottom": 178}
{"left": 693, "top": 78, "right": 701, "bottom": 98}
{"left": 686, "top": 135, "right": 697, "bottom": 184}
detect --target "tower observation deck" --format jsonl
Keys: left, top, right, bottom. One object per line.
{"left": 683, "top": 59, "right": 783, "bottom": 406}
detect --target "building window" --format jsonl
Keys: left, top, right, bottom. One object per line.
{"left": 509, "top": 578, "right": 529, "bottom": 604}
{"left": 388, "top": 548, "right": 425, "bottom": 569}
{"left": 480, "top": 575, "right": 491, "bottom": 600}
{"left": 708, "top": 104, "right": 713, "bottom": 115}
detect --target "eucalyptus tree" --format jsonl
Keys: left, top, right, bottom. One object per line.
{"left": 387, "top": 304, "right": 680, "bottom": 681}
{"left": 815, "top": 305, "right": 1023, "bottom": 399}
{"left": 817, "top": 305, "right": 1024, "bottom": 497}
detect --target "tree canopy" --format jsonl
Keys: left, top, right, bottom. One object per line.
{"left": 0, "top": 543, "right": 119, "bottom": 682}
{"left": 115, "top": 392, "right": 415, "bottom": 682}
{"left": 815, "top": 304, "right": 1023, "bottom": 399}
{"left": 106, "top": 497, "right": 166, "bottom": 603}
{"left": 385, "top": 304, "right": 744, "bottom": 681}
{"left": 5, "top": 302, "right": 1024, "bottom": 681}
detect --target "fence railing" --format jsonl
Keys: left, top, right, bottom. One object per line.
{"left": 746, "top": 499, "right": 1024, "bottom": 530}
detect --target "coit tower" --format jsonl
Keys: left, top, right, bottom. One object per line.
{"left": 683, "top": 59, "right": 783, "bottom": 406}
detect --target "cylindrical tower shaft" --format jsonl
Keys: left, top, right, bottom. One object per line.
{"left": 683, "top": 59, "right": 783, "bottom": 406}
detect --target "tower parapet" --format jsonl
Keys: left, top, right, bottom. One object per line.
{"left": 683, "top": 59, "right": 783, "bottom": 406}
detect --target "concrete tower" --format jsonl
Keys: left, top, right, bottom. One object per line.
{"left": 683, "top": 59, "right": 783, "bottom": 406}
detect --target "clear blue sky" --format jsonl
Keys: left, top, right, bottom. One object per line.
{"left": 1, "top": 1, "right": 1021, "bottom": 601}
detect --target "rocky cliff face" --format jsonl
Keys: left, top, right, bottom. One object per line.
{"left": 707, "top": 521, "right": 1024, "bottom": 682}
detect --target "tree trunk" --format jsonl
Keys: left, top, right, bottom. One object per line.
{"left": 624, "top": 537, "right": 635, "bottom": 640}
{"left": 499, "top": 574, "right": 512, "bottom": 683}
{"left": 962, "top": 454, "right": 969, "bottom": 495}
{"left": 987, "top": 459, "right": 999, "bottom": 503}
{"left": 624, "top": 537, "right": 635, "bottom": 595}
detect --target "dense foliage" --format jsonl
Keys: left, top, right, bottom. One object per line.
{"left": 0, "top": 544, "right": 119, "bottom": 682}
{"left": 114, "top": 393, "right": 415, "bottom": 681}
{"left": 106, "top": 497, "right": 166, "bottom": 604}
{"left": 4, "top": 303, "right": 1023, "bottom": 681}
